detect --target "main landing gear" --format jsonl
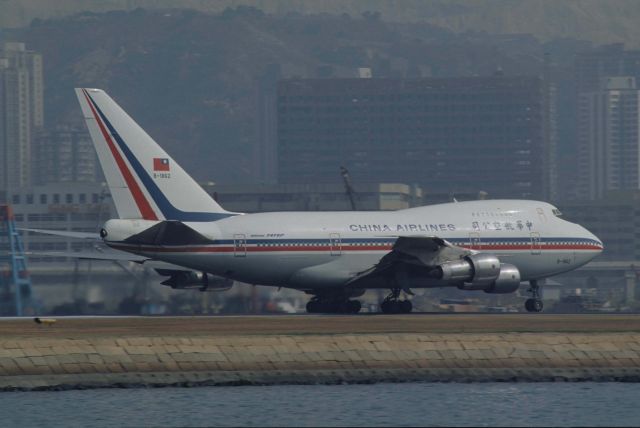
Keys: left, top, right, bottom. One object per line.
{"left": 380, "top": 288, "right": 413, "bottom": 314}
{"left": 306, "top": 297, "right": 361, "bottom": 314}
{"left": 524, "top": 280, "right": 544, "bottom": 313}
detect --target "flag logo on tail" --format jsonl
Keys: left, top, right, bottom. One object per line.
{"left": 153, "top": 158, "right": 170, "bottom": 172}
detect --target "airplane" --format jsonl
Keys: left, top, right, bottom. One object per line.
{"left": 38, "top": 88, "right": 604, "bottom": 314}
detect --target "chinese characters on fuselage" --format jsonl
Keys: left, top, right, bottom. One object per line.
{"left": 471, "top": 220, "right": 534, "bottom": 231}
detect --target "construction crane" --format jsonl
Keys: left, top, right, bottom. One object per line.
{"left": 340, "top": 166, "right": 357, "bottom": 211}
{"left": 0, "top": 204, "right": 36, "bottom": 316}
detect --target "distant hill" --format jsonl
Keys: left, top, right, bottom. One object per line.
{"left": 2, "top": 0, "right": 640, "bottom": 46}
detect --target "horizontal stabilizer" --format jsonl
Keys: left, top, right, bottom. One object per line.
{"left": 20, "top": 228, "right": 101, "bottom": 240}
{"left": 24, "top": 250, "right": 148, "bottom": 262}
{"left": 23, "top": 251, "right": 192, "bottom": 270}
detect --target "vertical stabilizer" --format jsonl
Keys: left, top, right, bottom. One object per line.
{"left": 75, "top": 88, "right": 233, "bottom": 221}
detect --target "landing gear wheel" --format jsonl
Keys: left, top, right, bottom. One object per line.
{"left": 306, "top": 300, "right": 320, "bottom": 313}
{"left": 380, "top": 300, "right": 392, "bottom": 314}
{"left": 347, "top": 300, "right": 361, "bottom": 314}
{"left": 380, "top": 288, "right": 402, "bottom": 314}
{"left": 525, "top": 298, "right": 543, "bottom": 313}
{"left": 525, "top": 280, "right": 544, "bottom": 313}
{"left": 399, "top": 300, "right": 413, "bottom": 314}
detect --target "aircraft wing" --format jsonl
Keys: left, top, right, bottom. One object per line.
{"left": 346, "top": 235, "right": 472, "bottom": 286}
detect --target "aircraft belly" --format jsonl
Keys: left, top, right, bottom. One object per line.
{"left": 287, "top": 253, "right": 384, "bottom": 289}
{"left": 150, "top": 251, "right": 342, "bottom": 287}
{"left": 241, "top": 253, "right": 332, "bottom": 285}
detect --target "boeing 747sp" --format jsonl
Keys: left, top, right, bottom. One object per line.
{"left": 49, "top": 88, "right": 604, "bottom": 314}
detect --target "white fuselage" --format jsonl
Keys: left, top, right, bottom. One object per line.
{"left": 105, "top": 200, "right": 603, "bottom": 292}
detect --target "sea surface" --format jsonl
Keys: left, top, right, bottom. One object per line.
{"left": 2, "top": 382, "right": 639, "bottom": 427}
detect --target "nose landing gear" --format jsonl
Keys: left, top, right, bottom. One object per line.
{"left": 524, "top": 280, "right": 543, "bottom": 312}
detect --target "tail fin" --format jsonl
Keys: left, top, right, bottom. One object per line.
{"left": 75, "top": 88, "right": 234, "bottom": 221}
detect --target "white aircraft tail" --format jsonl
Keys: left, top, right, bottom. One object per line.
{"left": 75, "top": 88, "right": 234, "bottom": 221}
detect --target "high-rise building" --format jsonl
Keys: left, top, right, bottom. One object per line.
{"left": 0, "top": 42, "right": 43, "bottom": 195}
{"left": 574, "top": 44, "right": 640, "bottom": 94}
{"left": 277, "top": 76, "right": 552, "bottom": 200}
{"left": 577, "top": 77, "right": 640, "bottom": 200}
{"left": 33, "top": 125, "right": 99, "bottom": 184}
{"left": 560, "top": 44, "right": 640, "bottom": 200}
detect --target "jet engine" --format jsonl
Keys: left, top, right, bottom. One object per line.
{"left": 483, "top": 263, "right": 521, "bottom": 294}
{"left": 434, "top": 254, "right": 521, "bottom": 294}
{"left": 158, "top": 270, "right": 233, "bottom": 292}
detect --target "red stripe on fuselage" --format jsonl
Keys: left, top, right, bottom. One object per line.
{"left": 464, "top": 244, "right": 600, "bottom": 251}
{"left": 83, "top": 90, "right": 158, "bottom": 220}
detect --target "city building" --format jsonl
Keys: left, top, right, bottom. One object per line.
{"left": 577, "top": 77, "right": 640, "bottom": 200}
{"left": 558, "top": 43, "right": 640, "bottom": 201}
{"left": 33, "top": 125, "right": 99, "bottom": 184}
{"left": 10, "top": 182, "right": 114, "bottom": 264}
{"left": 574, "top": 44, "right": 640, "bottom": 94}
{"left": 206, "top": 182, "right": 423, "bottom": 213}
{"left": 0, "top": 42, "right": 43, "bottom": 194}
{"left": 277, "top": 76, "right": 552, "bottom": 200}
{"left": 253, "top": 64, "right": 281, "bottom": 184}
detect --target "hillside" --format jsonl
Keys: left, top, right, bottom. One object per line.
{"left": 2, "top": 0, "right": 640, "bottom": 46}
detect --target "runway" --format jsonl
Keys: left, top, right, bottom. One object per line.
{"left": 1, "top": 313, "right": 639, "bottom": 338}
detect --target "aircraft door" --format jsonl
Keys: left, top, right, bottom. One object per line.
{"left": 530, "top": 232, "right": 541, "bottom": 255}
{"left": 234, "top": 234, "right": 247, "bottom": 257}
{"left": 469, "top": 232, "right": 481, "bottom": 251}
{"left": 329, "top": 233, "right": 341, "bottom": 256}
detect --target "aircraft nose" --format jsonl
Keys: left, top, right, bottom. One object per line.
{"left": 583, "top": 226, "right": 603, "bottom": 255}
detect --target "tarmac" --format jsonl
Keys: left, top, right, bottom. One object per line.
{"left": 1, "top": 314, "right": 640, "bottom": 390}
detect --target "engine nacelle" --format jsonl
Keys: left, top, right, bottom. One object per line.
{"left": 483, "top": 263, "right": 521, "bottom": 294}
{"left": 437, "top": 259, "right": 474, "bottom": 282}
{"left": 159, "top": 271, "right": 233, "bottom": 292}
{"left": 435, "top": 254, "right": 519, "bottom": 293}
{"left": 437, "top": 253, "right": 501, "bottom": 289}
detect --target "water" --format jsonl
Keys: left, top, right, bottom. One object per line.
{"left": 2, "top": 382, "right": 639, "bottom": 427}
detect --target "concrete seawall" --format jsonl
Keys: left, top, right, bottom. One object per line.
{"left": 1, "top": 315, "right": 640, "bottom": 390}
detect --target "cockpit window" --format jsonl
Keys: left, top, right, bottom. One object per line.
{"left": 552, "top": 208, "right": 562, "bottom": 217}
